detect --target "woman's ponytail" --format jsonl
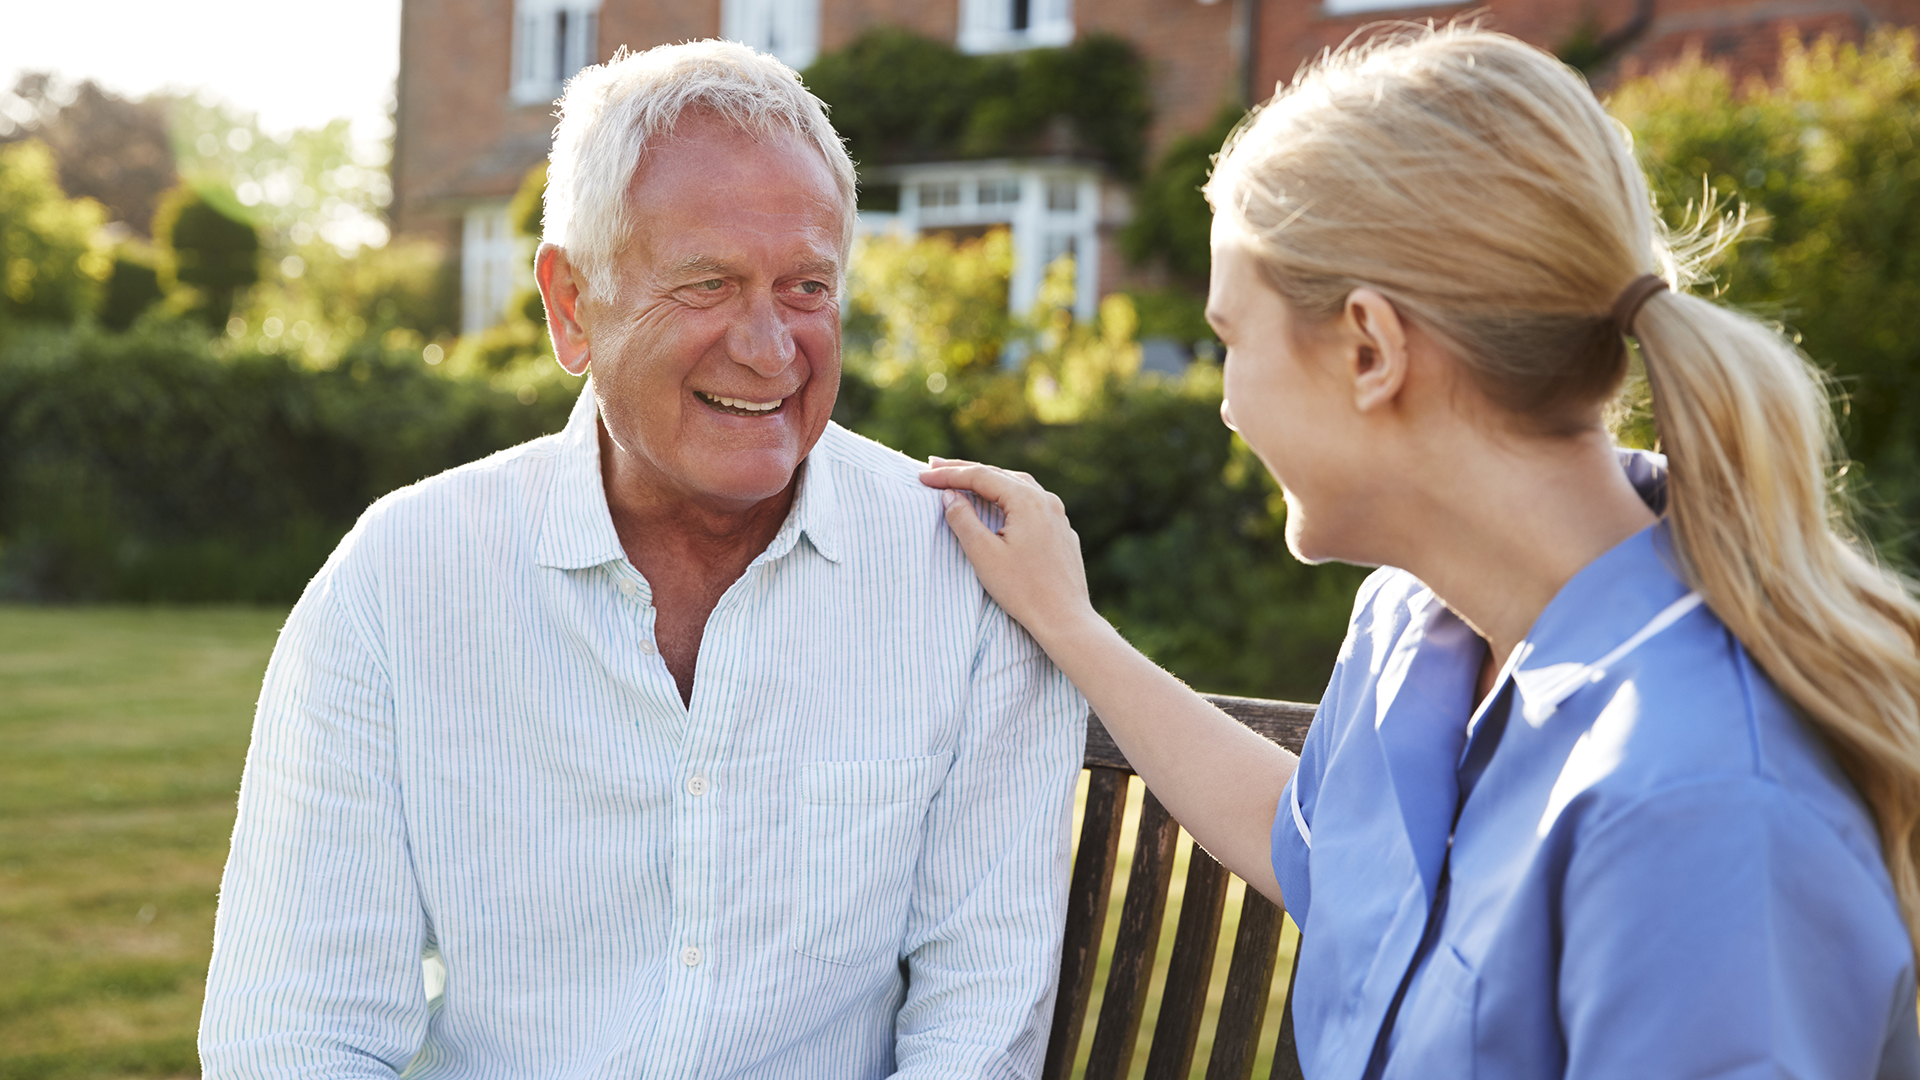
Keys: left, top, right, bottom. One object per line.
{"left": 1205, "top": 22, "right": 1920, "bottom": 962}
{"left": 1635, "top": 289, "right": 1920, "bottom": 956}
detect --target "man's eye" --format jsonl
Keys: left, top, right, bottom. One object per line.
{"left": 796, "top": 281, "right": 825, "bottom": 295}
{"left": 695, "top": 279, "right": 724, "bottom": 291}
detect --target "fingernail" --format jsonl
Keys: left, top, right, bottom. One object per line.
{"left": 928, "top": 455, "right": 947, "bottom": 465}
{"left": 940, "top": 490, "right": 957, "bottom": 508}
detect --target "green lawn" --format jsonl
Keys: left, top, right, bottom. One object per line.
{"left": 0, "top": 605, "right": 285, "bottom": 1080}
{"left": 0, "top": 605, "right": 1298, "bottom": 1079}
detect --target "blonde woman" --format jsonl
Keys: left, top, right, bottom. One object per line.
{"left": 921, "top": 26, "right": 1920, "bottom": 1080}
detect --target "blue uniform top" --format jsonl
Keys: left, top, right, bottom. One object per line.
{"left": 1273, "top": 464, "right": 1920, "bottom": 1080}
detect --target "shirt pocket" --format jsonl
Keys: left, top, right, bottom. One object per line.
{"left": 1385, "top": 943, "right": 1480, "bottom": 1080}
{"left": 792, "top": 753, "right": 952, "bottom": 966}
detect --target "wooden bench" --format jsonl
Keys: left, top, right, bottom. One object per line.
{"left": 1045, "top": 695, "right": 1315, "bottom": 1080}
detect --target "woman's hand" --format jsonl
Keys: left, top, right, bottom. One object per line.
{"left": 917, "top": 458, "right": 1100, "bottom": 649}
{"left": 920, "top": 456, "right": 1295, "bottom": 905}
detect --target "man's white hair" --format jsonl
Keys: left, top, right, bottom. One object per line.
{"left": 543, "top": 39, "right": 858, "bottom": 299}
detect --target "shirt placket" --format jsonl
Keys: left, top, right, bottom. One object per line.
{"left": 658, "top": 563, "right": 762, "bottom": 1080}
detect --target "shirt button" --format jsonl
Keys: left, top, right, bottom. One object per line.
{"left": 639, "top": 638, "right": 656, "bottom": 655}
{"left": 686, "top": 775, "right": 709, "bottom": 797}
{"left": 680, "top": 945, "right": 701, "bottom": 967}
{"left": 618, "top": 579, "right": 638, "bottom": 598}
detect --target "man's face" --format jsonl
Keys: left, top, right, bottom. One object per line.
{"left": 579, "top": 114, "right": 845, "bottom": 514}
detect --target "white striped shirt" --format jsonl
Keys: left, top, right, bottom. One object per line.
{"left": 200, "top": 381, "right": 1086, "bottom": 1079}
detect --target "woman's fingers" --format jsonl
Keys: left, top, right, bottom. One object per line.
{"left": 917, "top": 462, "right": 1046, "bottom": 510}
{"left": 938, "top": 489, "right": 999, "bottom": 553}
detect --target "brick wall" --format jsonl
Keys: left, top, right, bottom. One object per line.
{"left": 1249, "top": 0, "right": 1920, "bottom": 104}
{"left": 819, "top": 0, "right": 957, "bottom": 50}
{"left": 1082, "top": 0, "right": 1244, "bottom": 160}
{"left": 393, "top": 0, "right": 723, "bottom": 243}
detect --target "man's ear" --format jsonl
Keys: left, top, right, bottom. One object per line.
{"left": 536, "top": 244, "right": 592, "bottom": 377}
{"left": 1342, "top": 287, "right": 1409, "bottom": 413}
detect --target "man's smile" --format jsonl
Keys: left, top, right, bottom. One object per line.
{"left": 694, "top": 391, "right": 786, "bottom": 416}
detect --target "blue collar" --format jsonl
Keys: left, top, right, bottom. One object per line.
{"left": 1370, "top": 450, "right": 1701, "bottom": 900}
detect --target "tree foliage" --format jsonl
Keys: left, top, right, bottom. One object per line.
{"left": 834, "top": 233, "right": 1365, "bottom": 699}
{"left": 0, "top": 323, "right": 572, "bottom": 602}
{"left": 1121, "top": 104, "right": 1244, "bottom": 288}
{"left": 804, "top": 30, "right": 1153, "bottom": 179}
{"left": 0, "top": 73, "right": 178, "bottom": 236}
{"left": 1610, "top": 29, "right": 1920, "bottom": 560}
{"left": 0, "top": 139, "right": 108, "bottom": 331}
{"left": 153, "top": 185, "right": 260, "bottom": 324}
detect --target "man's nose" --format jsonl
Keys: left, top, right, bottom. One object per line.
{"left": 727, "top": 293, "right": 797, "bottom": 377}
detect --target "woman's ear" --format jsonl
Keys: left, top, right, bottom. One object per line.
{"left": 536, "top": 244, "right": 592, "bottom": 377}
{"left": 1342, "top": 287, "right": 1409, "bottom": 412}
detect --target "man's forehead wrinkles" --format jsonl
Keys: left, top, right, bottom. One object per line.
{"left": 657, "top": 250, "right": 841, "bottom": 281}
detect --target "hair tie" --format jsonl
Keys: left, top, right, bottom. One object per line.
{"left": 1612, "top": 274, "right": 1669, "bottom": 336}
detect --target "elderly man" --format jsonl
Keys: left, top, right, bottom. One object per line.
{"left": 199, "top": 41, "right": 1084, "bottom": 1078}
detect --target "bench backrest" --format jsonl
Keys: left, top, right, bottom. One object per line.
{"left": 1047, "top": 695, "right": 1314, "bottom": 1080}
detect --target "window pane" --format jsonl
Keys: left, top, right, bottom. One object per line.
{"left": 1046, "top": 179, "right": 1077, "bottom": 212}
{"left": 978, "top": 178, "right": 1019, "bottom": 205}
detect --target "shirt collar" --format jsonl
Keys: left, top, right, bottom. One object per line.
{"left": 1504, "top": 520, "right": 1697, "bottom": 728}
{"left": 534, "top": 379, "right": 844, "bottom": 570}
{"left": 757, "top": 430, "right": 842, "bottom": 566}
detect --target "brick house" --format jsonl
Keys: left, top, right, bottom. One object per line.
{"left": 392, "top": 0, "right": 1920, "bottom": 334}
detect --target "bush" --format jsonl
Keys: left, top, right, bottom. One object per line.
{"left": 0, "top": 322, "right": 573, "bottom": 602}
{"left": 1610, "top": 29, "right": 1920, "bottom": 562}
{"left": 0, "top": 140, "right": 109, "bottom": 331}
{"left": 1121, "top": 104, "right": 1244, "bottom": 287}
{"left": 804, "top": 30, "right": 1152, "bottom": 178}
{"left": 100, "top": 245, "right": 165, "bottom": 331}
{"left": 153, "top": 185, "right": 259, "bottom": 326}
{"left": 834, "top": 234, "right": 1364, "bottom": 699}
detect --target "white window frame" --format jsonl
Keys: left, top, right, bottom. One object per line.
{"left": 461, "top": 201, "right": 528, "bottom": 334}
{"left": 861, "top": 160, "right": 1100, "bottom": 322}
{"left": 721, "top": 0, "right": 822, "bottom": 71}
{"left": 958, "top": 0, "right": 1074, "bottom": 54}
{"left": 511, "top": 0, "right": 600, "bottom": 106}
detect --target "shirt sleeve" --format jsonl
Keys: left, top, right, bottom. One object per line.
{"left": 891, "top": 597, "right": 1086, "bottom": 1080}
{"left": 199, "top": 529, "right": 429, "bottom": 1078}
{"left": 1559, "top": 778, "right": 1916, "bottom": 1080}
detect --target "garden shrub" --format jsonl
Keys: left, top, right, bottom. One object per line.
{"left": 0, "top": 322, "right": 572, "bottom": 603}
{"left": 804, "top": 30, "right": 1152, "bottom": 178}
{"left": 153, "top": 185, "right": 259, "bottom": 326}
{"left": 0, "top": 139, "right": 109, "bottom": 331}
{"left": 1610, "top": 28, "right": 1920, "bottom": 563}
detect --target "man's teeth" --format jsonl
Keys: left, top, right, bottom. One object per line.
{"left": 700, "top": 393, "right": 782, "bottom": 413}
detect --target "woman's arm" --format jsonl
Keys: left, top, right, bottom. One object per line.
{"left": 921, "top": 460, "right": 1295, "bottom": 904}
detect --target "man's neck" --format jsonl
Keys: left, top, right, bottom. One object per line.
{"left": 598, "top": 428, "right": 801, "bottom": 706}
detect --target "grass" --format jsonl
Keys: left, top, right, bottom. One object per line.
{"left": 0, "top": 605, "right": 285, "bottom": 1080}
{"left": 0, "top": 605, "right": 1299, "bottom": 1079}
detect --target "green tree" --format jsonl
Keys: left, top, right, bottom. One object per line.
{"left": 0, "top": 139, "right": 108, "bottom": 330}
{"left": 1122, "top": 104, "right": 1243, "bottom": 288}
{"left": 1610, "top": 29, "right": 1920, "bottom": 560}
{"left": 803, "top": 30, "right": 1152, "bottom": 178}
{"left": 154, "top": 184, "right": 260, "bottom": 325}
{"left": 0, "top": 73, "right": 178, "bottom": 236}
{"left": 833, "top": 232, "right": 1365, "bottom": 699}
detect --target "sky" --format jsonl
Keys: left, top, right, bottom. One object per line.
{"left": 1, "top": 0, "right": 403, "bottom": 143}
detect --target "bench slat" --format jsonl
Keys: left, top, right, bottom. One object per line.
{"left": 1081, "top": 791, "right": 1180, "bottom": 1080}
{"left": 1043, "top": 767, "right": 1131, "bottom": 1080}
{"left": 1204, "top": 888, "right": 1286, "bottom": 1080}
{"left": 1141, "top": 847, "right": 1231, "bottom": 1080}
{"left": 1064, "top": 693, "right": 1317, "bottom": 1080}
{"left": 1266, "top": 924, "right": 1308, "bottom": 1080}
{"left": 1083, "top": 696, "right": 1314, "bottom": 773}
